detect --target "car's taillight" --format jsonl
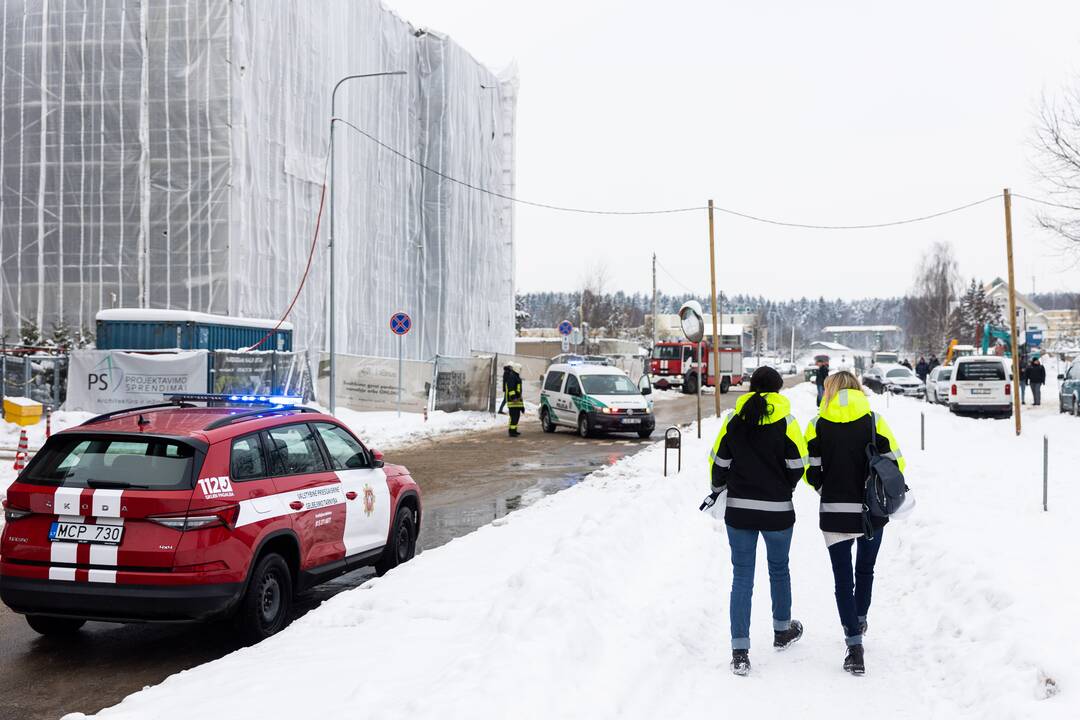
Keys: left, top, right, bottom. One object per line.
{"left": 951, "top": 384, "right": 957, "bottom": 395}
{"left": 1005, "top": 383, "right": 1011, "bottom": 396}
{"left": 149, "top": 504, "right": 239, "bottom": 532}
{"left": 2, "top": 499, "right": 31, "bottom": 523}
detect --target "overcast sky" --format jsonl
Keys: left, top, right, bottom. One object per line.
{"left": 390, "top": 0, "right": 1080, "bottom": 300}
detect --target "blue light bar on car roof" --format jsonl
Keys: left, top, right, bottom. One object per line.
{"left": 163, "top": 392, "right": 303, "bottom": 406}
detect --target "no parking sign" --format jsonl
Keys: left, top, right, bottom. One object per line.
{"left": 390, "top": 312, "right": 412, "bottom": 335}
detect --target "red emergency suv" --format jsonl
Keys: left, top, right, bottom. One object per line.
{"left": 0, "top": 394, "right": 421, "bottom": 641}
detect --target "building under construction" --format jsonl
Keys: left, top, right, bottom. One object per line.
{"left": 0, "top": 0, "right": 517, "bottom": 359}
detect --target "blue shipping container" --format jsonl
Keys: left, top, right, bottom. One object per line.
{"left": 96, "top": 310, "right": 293, "bottom": 352}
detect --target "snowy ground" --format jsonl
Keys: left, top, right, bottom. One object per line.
{"left": 67, "top": 382, "right": 1078, "bottom": 719}
{"left": 328, "top": 407, "right": 500, "bottom": 451}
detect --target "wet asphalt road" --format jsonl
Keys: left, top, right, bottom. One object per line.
{"left": 0, "top": 384, "right": 791, "bottom": 720}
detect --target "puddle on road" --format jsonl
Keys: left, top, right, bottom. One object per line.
{"left": 419, "top": 467, "right": 595, "bottom": 551}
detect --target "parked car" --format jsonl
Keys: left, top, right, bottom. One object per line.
{"left": 1, "top": 394, "right": 421, "bottom": 641}
{"left": 862, "top": 364, "right": 925, "bottom": 398}
{"left": 925, "top": 365, "right": 952, "bottom": 404}
{"left": 949, "top": 356, "right": 1012, "bottom": 417}
{"left": 1058, "top": 358, "right": 1080, "bottom": 415}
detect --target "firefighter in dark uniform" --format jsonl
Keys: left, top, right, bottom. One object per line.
{"left": 504, "top": 362, "right": 524, "bottom": 436}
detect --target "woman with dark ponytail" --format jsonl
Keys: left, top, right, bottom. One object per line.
{"left": 705, "top": 366, "right": 809, "bottom": 676}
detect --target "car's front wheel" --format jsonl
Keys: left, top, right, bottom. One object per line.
{"left": 25, "top": 615, "right": 85, "bottom": 636}
{"left": 1073, "top": 395, "right": 1079, "bottom": 417}
{"left": 540, "top": 407, "right": 556, "bottom": 433}
{"left": 719, "top": 377, "right": 731, "bottom": 394}
{"left": 237, "top": 552, "right": 293, "bottom": 643}
{"left": 578, "top": 413, "right": 592, "bottom": 438}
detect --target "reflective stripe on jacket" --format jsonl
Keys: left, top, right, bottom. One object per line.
{"left": 503, "top": 370, "right": 525, "bottom": 409}
{"left": 804, "top": 388, "right": 904, "bottom": 533}
{"left": 708, "top": 392, "right": 808, "bottom": 531}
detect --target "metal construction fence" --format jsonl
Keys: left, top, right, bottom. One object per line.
{"left": 1, "top": 353, "right": 68, "bottom": 411}
{"left": 318, "top": 351, "right": 557, "bottom": 414}
{"left": 211, "top": 350, "right": 314, "bottom": 399}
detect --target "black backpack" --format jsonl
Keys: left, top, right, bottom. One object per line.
{"left": 863, "top": 413, "right": 908, "bottom": 536}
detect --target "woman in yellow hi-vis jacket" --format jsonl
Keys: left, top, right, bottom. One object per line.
{"left": 805, "top": 371, "right": 904, "bottom": 676}
{"left": 503, "top": 362, "right": 524, "bottom": 437}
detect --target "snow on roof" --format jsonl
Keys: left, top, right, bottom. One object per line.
{"left": 96, "top": 309, "right": 293, "bottom": 331}
{"left": 821, "top": 325, "right": 903, "bottom": 333}
{"left": 809, "top": 340, "right": 852, "bottom": 351}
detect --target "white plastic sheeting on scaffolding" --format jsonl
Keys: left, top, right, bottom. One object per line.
{"left": 0, "top": 1, "right": 517, "bottom": 362}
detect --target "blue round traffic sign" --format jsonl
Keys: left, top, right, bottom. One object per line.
{"left": 390, "top": 312, "right": 412, "bottom": 335}
{"left": 558, "top": 320, "right": 573, "bottom": 336}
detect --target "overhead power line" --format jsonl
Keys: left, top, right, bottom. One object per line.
{"left": 333, "top": 120, "right": 1071, "bottom": 230}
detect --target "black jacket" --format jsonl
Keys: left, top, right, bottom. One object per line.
{"left": 1028, "top": 363, "right": 1046, "bottom": 384}
{"left": 815, "top": 364, "right": 829, "bottom": 387}
{"left": 915, "top": 360, "right": 929, "bottom": 379}
{"left": 709, "top": 393, "right": 808, "bottom": 531}
{"left": 805, "top": 389, "right": 904, "bottom": 534}
{"left": 503, "top": 369, "right": 524, "bottom": 408}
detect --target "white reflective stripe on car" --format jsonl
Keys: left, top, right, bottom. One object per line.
{"left": 92, "top": 488, "right": 124, "bottom": 518}
{"left": 234, "top": 481, "right": 347, "bottom": 528}
{"left": 52, "top": 486, "right": 83, "bottom": 516}
{"left": 820, "top": 502, "right": 864, "bottom": 513}
{"left": 727, "top": 497, "right": 795, "bottom": 512}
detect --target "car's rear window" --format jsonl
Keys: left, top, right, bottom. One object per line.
{"left": 957, "top": 361, "right": 1006, "bottom": 381}
{"left": 21, "top": 435, "right": 197, "bottom": 490}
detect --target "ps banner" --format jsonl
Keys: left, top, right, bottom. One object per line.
{"left": 65, "top": 350, "right": 209, "bottom": 413}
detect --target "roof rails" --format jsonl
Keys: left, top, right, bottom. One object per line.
{"left": 203, "top": 405, "right": 321, "bottom": 431}
{"left": 82, "top": 400, "right": 196, "bottom": 426}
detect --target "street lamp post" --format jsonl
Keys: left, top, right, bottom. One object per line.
{"left": 328, "top": 71, "right": 406, "bottom": 415}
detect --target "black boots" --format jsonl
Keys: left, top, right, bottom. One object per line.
{"left": 731, "top": 649, "right": 750, "bottom": 676}
{"left": 844, "top": 644, "right": 865, "bottom": 676}
{"left": 773, "top": 619, "right": 804, "bottom": 650}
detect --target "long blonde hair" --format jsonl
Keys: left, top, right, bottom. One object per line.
{"left": 822, "top": 370, "right": 862, "bottom": 407}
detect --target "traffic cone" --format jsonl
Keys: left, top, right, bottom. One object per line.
{"left": 13, "top": 428, "right": 28, "bottom": 472}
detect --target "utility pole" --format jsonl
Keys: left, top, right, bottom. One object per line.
{"left": 328, "top": 70, "right": 406, "bottom": 415}
{"left": 707, "top": 200, "right": 722, "bottom": 417}
{"left": 651, "top": 253, "right": 658, "bottom": 349}
{"left": 1004, "top": 188, "right": 1022, "bottom": 436}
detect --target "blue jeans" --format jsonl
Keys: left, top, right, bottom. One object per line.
{"left": 827, "top": 529, "right": 884, "bottom": 646}
{"left": 727, "top": 525, "right": 793, "bottom": 650}
{"left": 816, "top": 385, "right": 824, "bottom": 406}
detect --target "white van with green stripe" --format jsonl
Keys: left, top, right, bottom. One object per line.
{"left": 539, "top": 362, "right": 655, "bottom": 438}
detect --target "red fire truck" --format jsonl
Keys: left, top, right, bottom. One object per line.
{"left": 649, "top": 331, "right": 744, "bottom": 394}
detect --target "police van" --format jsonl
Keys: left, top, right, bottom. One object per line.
{"left": 539, "top": 363, "right": 655, "bottom": 438}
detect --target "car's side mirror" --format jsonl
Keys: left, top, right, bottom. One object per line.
{"left": 1058, "top": 374, "right": 1065, "bottom": 381}
{"left": 641, "top": 385, "right": 652, "bottom": 396}
{"left": 371, "top": 449, "right": 385, "bottom": 468}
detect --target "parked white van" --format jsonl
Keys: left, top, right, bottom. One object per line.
{"left": 949, "top": 355, "right": 1013, "bottom": 417}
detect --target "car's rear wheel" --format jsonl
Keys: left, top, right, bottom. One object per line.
{"left": 540, "top": 407, "right": 556, "bottom": 433}
{"left": 720, "top": 377, "right": 731, "bottom": 394}
{"left": 237, "top": 552, "right": 292, "bottom": 643}
{"left": 1073, "top": 394, "right": 1079, "bottom": 417}
{"left": 25, "top": 615, "right": 85, "bottom": 636}
{"left": 375, "top": 505, "right": 417, "bottom": 577}
{"left": 578, "top": 413, "right": 593, "bottom": 438}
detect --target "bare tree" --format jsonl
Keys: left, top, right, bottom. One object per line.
{"left": 907, "top": 241, "right": 961, "bottom": 355}
{"left": 1032, "top": 81, "right": 1080, "bottom": 246}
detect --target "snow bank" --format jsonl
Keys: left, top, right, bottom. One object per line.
{"left": 65, "top": 383, "right": 1079, "bottom": 719}
{"left": 330, "top": 408, "right": 500, "bottom": 450}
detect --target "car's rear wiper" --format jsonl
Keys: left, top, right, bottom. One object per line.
{"left": 86, "top": 479, "right": 150, "bottom": 489}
